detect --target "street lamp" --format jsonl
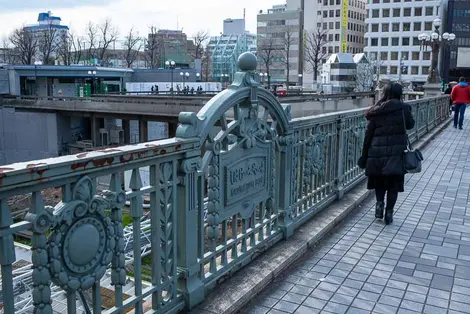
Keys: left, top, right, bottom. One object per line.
{"left": 165, "top": 60, "right": 176, "bottom": 94}
{"left": 418, "top": 18, "right": 456, "bottom": 84}
{"left": 88, "top": 70, "right": 97, "bottom": 95}
{"left": 34, "top": 61, "right": 42, "bottom": 97}
{"left": 196, "top": 73, "right": 201, "bottom": 82}
{"left": 298, "top": 73, "right": 303, "bottom": 86}
{"left": 180, "top": 71, "right": 190, "bottom": 93}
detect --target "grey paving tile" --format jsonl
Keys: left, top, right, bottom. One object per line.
{"left": 373, "top": 303, "right": 399, "bottom": 314}
{"left": 301, "top": 297, "right": 326, "bottom": 310}
{"left": 273, "top": 300, "right": 299, "bottom": 313}
{"left": 346, "top": 308, "right": 371, "bottom": 314}
{"left": 423, "top": 305, "right": 447, "bottom": 314}
{"left": 400, "top": 299, "right": 424, "bottom": 312}
{"left": 246, "top": 306, "right": 271, "bottom": 314}
{"left": 330, "top": 293, "right": 354, "bottom": 306}
{"left": 351, "top": 298, "right": 375, "bottom": 311}
{"left": 294, "top": 305, "right": 321, "bottom": 314}
{"left": 322, "top": 302, "right": 349, "bottom": 314}
{"left": 282, "top": 292, "right": 308, "bottom": 305}
{"left": 357, "top": 290, "right": 380, "bottom": 302}
{"left": 378, "top": 295, "right": 402, "bottom": 307}
{"left": 426, "top": 296, "right": 449, "bottom": 309}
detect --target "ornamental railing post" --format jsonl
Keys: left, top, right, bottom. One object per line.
{"left": 335, "top": 117, "right": 346, "bottom": 199}
{"left": 0, "top": 199, "right": 16, "bottom": 314}
{"left": 278, "top": 132, "right": 296, "bottom": 239}
{"left": 177, "top": 152, "right": 205, "bottom": 309}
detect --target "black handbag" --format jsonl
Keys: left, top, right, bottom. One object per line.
{"left": 402, "top": 110, "right": 423, "bottom": 173}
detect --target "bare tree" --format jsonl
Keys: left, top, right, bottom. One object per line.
{"left": 145, "top": 25, "right": 160, "bottom": 69}
{"left": 191, "top": 30, "right": 208, "bottom": 60}
{"left": 9, "top": 27, "right": 37, "bottom": 65}
{"left": 123, "top": 27, "right": 142, "bottom": 68}
{"left": 304, "top": 29, "right": 328, "bottom": 83}
{"left": 57, "top": 30, "right": 84, "bottom": 65}
{"left": 37, "top": 25, "right": 58, "bottom": 64}
{"left": 86, "top": 22, "right": 98, "bottom": 60}
{"left": 97, "top": 19, "right": 118, "bottom": 63}
{"left": 1, "top": 37, "right": 18, "bottom": 64}
{"left": 201, "top": 45, "right": 212, "bottom": 82}
{"left": 257, "top": 37, "right": 281, "bottom": 89}
{"left": 282, "top": 26, "right": 296, "bottom": 88}
{"left": 356, "top": 62, "right": 375, "bottom": 92}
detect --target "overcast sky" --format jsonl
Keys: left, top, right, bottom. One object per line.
{"left": 0, "top": 0, "right": 278, "bottom": 41}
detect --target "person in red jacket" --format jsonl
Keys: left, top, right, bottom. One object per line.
{"left": 451, "top": 76, "right": 470, "bottom": 129}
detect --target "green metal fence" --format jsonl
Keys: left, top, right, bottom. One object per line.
{"left": 0, "top": 53, "right": 450, "bottom": 313}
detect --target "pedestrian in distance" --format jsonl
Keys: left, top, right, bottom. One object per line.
{"left": 450, "top": 77, "right": 470, "bottom": 129}
{"left": 358, "top": 82, "right": 415, "bottom": 225}
{"left": 444, "top": 83, "right": 454, "bottom": 116}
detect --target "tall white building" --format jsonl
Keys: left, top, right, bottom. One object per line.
{"left": 364, "top": 0, "right": 443, "bottom": 86}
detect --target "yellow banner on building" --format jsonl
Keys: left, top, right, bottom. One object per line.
{"left": 341, "top": 0, "right": 348, "bottom": 53}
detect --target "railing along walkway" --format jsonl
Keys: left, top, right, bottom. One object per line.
{"left": 0, "top": 53, "right": 450, "bottom": 314}
{"left": 244, "top": 112, "right": 468, "bottom": 314}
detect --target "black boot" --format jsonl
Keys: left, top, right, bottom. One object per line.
{"left": 375, "top": 201, "right": 385, "bottom": 219}
{"left": 384, "top": 209, "right": 393, "bottom": 225}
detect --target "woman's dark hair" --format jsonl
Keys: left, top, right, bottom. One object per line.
{"left": 378, "top": 82, "right": 403, "bottom": 104}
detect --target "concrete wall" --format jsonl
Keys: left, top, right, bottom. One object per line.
{"left": 0, "top": 107, "right": 58, "bottom": 165}
{"left": 0, "top": 68, "right": 9, "bottom": 95}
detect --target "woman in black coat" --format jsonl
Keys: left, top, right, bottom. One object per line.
{"left": 358, "top": 82, "right": 415, "bottom": 225}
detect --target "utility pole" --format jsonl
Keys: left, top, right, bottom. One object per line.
{"left": 398, "top": 57, "right": 403, "bottom": 84}
{"left": 298, "top": 0, "right": 305, "bottom": 87}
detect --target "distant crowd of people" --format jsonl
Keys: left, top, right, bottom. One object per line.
{"left": 150, "top": 85, "right": 205, "bottom": 95}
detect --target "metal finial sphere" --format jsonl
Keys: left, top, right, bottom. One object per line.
{"left": 238, "top": 52, "right": 257, "bottom": 71}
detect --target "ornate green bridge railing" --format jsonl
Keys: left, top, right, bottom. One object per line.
{"left": 0, "top": 53, "right": 449, "bottom": 314}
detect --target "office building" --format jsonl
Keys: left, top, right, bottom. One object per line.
{"left": 441, "top": 0, "right": 470, "bottom": 82}
{"left": 321, "top": 53, "right": 358, "bottom": 93}
{"left": 286, "top": 0, "right": 367, "bottom": 88}
{"left": 257, "top": 4, "right": 302, "bottom": 86}
{"left": 207, "top": 18, "right": 257, "bottom": 82}
{"left": 24, "top": 11, "right": 69, "bottom": 64}
{"left": 148, "top": 30, "right": 192, "bottom": 68}
{"left": 364, "top": 0, "right": 443, "bottom": 86}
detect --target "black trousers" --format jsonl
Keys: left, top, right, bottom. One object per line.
{"left": 375, "top": 188, "right": 398, "bottom": 211}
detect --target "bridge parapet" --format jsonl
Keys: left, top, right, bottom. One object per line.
{"left": 0, "top": 52, "right": 450, "bottom": 313}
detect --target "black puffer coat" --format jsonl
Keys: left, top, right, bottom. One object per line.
{"left": 359, "top": 99, "right": 415, "bottom": 176}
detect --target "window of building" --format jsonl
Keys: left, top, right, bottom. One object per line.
{"left": 423, "top": 52, "right": 431, "bottom": 60}
{"left": 322, "top": 47, "right": 327, "bottom": 54}
{"left": 318, "top": 11, "right": 322, "bottom": 16}
{"left": 414, "top": 22, "right": 421, "bottom": 31}
{"left": 329, "top": 34, "right": 334, "bottom": 41}
{"left": 392, "top": 23, "right": 400, "bottom": 32}
{"left": 336, "top": 22, "right": 341, "bottom": 29}
{"left": 403, "top": 23, "right": 411, "bottom": 31}
{"left": 413, "top": 37, "right": 420, "bottom": 45}
{"left": 380, "top": 23, "right": 389, "bottom": 32}
{"left": 330, "top": 10, "right": 334, "bottom": 17}
{"left": 317, "top": 22, "right": 322, "bottom": 28}
{"left": 412, "top": 52, "right": 420, "bottom": 60}
{"left": 372, "top": 24, "right": 379, "bottom": 32}
{"left": 369, "top": 52, "right": 378, "bottom": 60}
{"left": 328, "top": 46, "right": 333, "bottom": 53}
{"left": 402, "top": 37, "right": 410, "bottom": 45}
{"left": 425, "top": 7, "right": 433, "bottom": 16}
{"left": 371, "top": 38, "right": 379, "bottom": 46}
{"left": 323, "top": 22, "right": 327, "bottom": 29}
{"left": 336, "top": 9, "right": 341, "bottom": 17}
{"left": 392, "top": 38, "right": 399, "bottom": 46}
{"left": 404, "top": 8, "right": 411, "bottom": 16}
{"left": 380, "top": 66, "right": 388, "bottom": 74}
{"left": 330, "top": 0, "right": 334, "bottom": 4}
{"left": 401, "top": 66, "right": 408, "bottom": 74}
{"left": 424, "top": 22, "right": 432, "bottom": 31}
{"left": 383, "top": 9, "right": 390, "bottom": 17}
{"left": 372, "top": 9, "right": 379, "bottom": 18}
{"left": 335, "top": 34, "right": 340, "bottom": 41}
{"left": 335, "top": 46, "right": 340, "bottom": 53}
{"left": 391, "top": 52, "right": 399, "bottom": 60}
{"left": 422, "top": 66, "right": 429, "bottom": 75}
{"left": 329, "top": 22, "right": 334, "bottom": 29}
{"left": 383, "top": 0, "right": 390, "bottom": 2}
{"left": 401, "top": 51, "right": 409, "bottom": 60}
{"left": 381, "top": 38, "right": 389, "bottom": 46}
{"left": 323, "top": 11, "right": 328, "bottom": 18}
{"left": 323, "top": 0, "right": 328, "bottom": 5}
{"left": 390, "top": 66, "right": 398, "bottom": 74}
{"left": 411, "top": 66, "right": 419, "bottom": 74}
{"left": 393, "top": 8, "right": 400, "bottom": 17}
{"left": 380, "top": 52, "right": 388, "bottom": 60}
{"left": 318, "top": 0, "right": 322, "bottom": 3}
{"left": 336, "top": 0, "right": 341, "bottom": 4}
{"left": 373, "top": 0, "right": 379, "bottom": 3}
{"left": 414, "top": 7, "right": 422, "bottom": 16}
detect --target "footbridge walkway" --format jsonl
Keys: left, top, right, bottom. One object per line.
{"left": 0, "top": 53, "right": 449, "bottom": 314}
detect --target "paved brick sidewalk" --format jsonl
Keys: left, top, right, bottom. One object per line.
{"left": 242, "top": 119, "right": 470, "bottom": 314}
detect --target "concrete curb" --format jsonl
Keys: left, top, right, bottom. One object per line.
{"left": 190, "top": 117, "right": 452, "bottom": 314}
